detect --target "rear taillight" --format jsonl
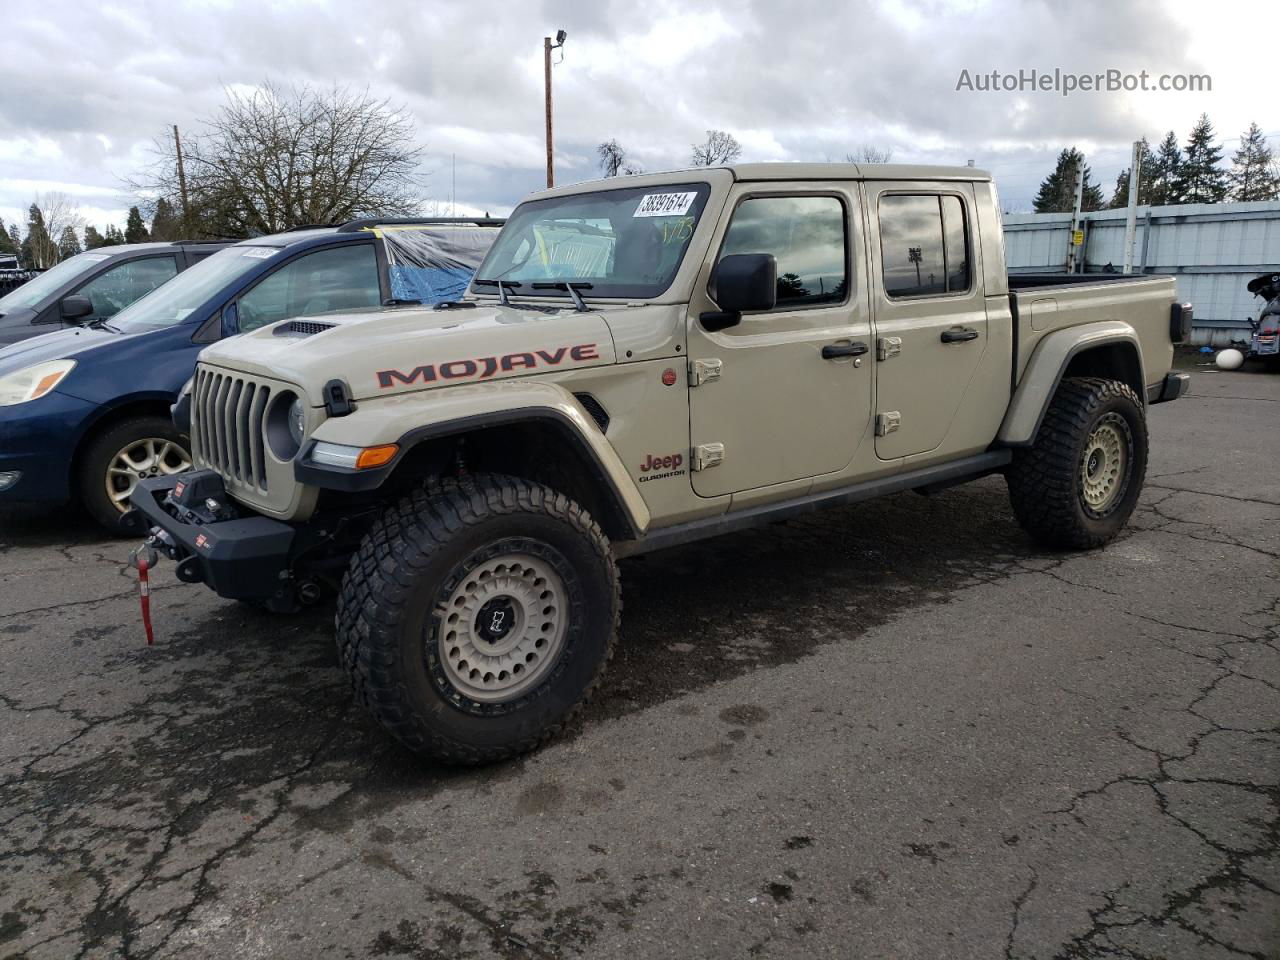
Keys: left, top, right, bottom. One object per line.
{"left": 1170, "top": 302, "right": 1192, "bottom": 344}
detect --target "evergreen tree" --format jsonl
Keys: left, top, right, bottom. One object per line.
{"left": 149, "top": 197, "right": 180, "bottom": 241}
{"left": 57, "top": 226, "right": 81, "bottom": 260}
{"left": 1146, "top": 131, "right": 1183, "bottom": 205}
{"left": 1033, "top": 148, "right": 1104, "bottom": 213}
{"left": 124, "top": 205, "right": 149, "bottom": 244}
{"left": 83, "top": 226, "right": 105, "bottom": 250}
{"left": 0, "top": 217, "right": 14, "bottom": 256}
{"left": 101, "top": 225, "right": 126, "bottom": 247}
{"left": 1228, "top": 122, "right": 1280, "bottom": 202}
{"left": 1107, "top": 139, "right": 1158, "bottom": 208}
{"left": 23, "top": 203, "right": 55, "bottom": 268}
{"left": 7, "top": 224, "right": 21, "bottom": 265}
{"left": 1175, "top": 114, "right": 1229, "bottom": 204}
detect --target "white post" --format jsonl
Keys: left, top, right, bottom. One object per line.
{"left": 1122, "top": 140, "right": 1142, "bottom": 274}
{"left": 1066, "top": 157, "right": 1084, "bottom": 274}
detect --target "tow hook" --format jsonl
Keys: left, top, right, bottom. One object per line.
{"left": 128, "top": 538, "right": 162, "bottom": 646}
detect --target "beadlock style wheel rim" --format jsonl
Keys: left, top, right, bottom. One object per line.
{"left": 435, "top": 553, "right": 568, "bottom": 703}
{"left": 1080, "top": 413, "right": 1130, "bottom": 515}
{"left": 105, "top": 438, "right": 192, "bottom": 512}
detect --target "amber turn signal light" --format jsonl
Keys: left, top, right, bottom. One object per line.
{"left": 354, "top": 444, "right": 399, "bottom": 470}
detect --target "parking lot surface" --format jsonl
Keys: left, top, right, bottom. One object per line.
{"left": 1, "top": 362, "right": 1277, "bottom": 960}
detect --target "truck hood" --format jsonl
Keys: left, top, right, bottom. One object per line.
{"left": 198, "top": 302, "right": 619, "bottom": 402}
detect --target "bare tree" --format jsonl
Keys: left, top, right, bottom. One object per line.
{"left": 690, "top": 129, "right": 742, "bottom": 167}
{"left": 23, "top": 193, "right": 85, "bottom": 268}
{"left": 132, "top": 81, "right": 425, "bottom": 237}
{"left": 846, "top": 145, "right": 894, "bottom": 164}
{"left": 597, "top": 139, "right": 642, "bottom": 177}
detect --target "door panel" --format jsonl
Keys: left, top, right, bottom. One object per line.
{"left": 868, "top": 183, "right": 990, "bottom": 460}
{"left": 687, "top": 187, "right": 872, "bottom": 498}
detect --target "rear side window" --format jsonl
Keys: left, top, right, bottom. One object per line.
{"left": 718, "top": 196, "right": 847, "bottom": 308}
{"left": 76, "top": 256, "right": 178, "bottom": 319}
{"left": 878, "top": 194, "right": 970, "bottom": 298}
{"left": 236, "top": 244, "right": 379, "bottom": 332}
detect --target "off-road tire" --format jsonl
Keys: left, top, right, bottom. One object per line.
{"left": 336, "top": 474, "right": 620, "bottom": 765}
{"left": 79, "top": 416, "right": 191, "bottom": 534}
{"left": 1006, "top": 377, "right": 1148, "bottom": 550}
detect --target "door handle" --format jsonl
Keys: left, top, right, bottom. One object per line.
{"left": 821, "top": 342, "right": 870, "bottom": 359}
{"left": 940, "top": 327, "right": 980, "bottom": 343}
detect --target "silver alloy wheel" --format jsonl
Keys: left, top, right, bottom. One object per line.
{"left": 105, "top": 438, "right": 192, "bottom": 512}
{"left": 1080, "top": 413, "right": 1129, "bottom": 514}
{"left": 436, "top": 553, "right": 568, "bottom": 703}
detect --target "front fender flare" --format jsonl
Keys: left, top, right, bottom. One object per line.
{"left": 999, "top": 321, "right": 1145, "bottom": 446}
{"left": 297, "top": 380, "right": 651, "bottom": 537}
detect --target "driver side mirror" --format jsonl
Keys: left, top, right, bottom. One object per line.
{"left": 60, "top": 295, "right": 94, "bottom": 322}
{"left": 701, "top": 253, "right": 777, "bottom": 332}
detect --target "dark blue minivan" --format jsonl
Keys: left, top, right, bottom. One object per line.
{"left": 0, "top": 219, "right": 500, "bottom": 529}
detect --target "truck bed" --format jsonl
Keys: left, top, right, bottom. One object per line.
{"left": 1009, "top": 274, "right": 1177, "bottom": 390}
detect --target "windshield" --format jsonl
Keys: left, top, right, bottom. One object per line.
{"left": 474, "top": 182, "right": 711, "bottom": 300}
{"left": 0, "top": 252, "right": 112, "bottom": 312}
{"left": 113, "top": 245, "right": 281, "bottom": 332}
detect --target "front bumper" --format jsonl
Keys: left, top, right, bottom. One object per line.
{"left": 127, "top": 471, "right": 296, "bottom": 601}
{"left": 0, "top": 389, "right": 88, "bottom": 503}
{"left": 1149, "top": 372, "right": 1191, "bottom": 404}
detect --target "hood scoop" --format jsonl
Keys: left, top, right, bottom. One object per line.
{"left": 274, "top": 319, "right": 337, "bottom": 338}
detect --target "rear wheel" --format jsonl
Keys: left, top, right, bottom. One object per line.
{"left": 336, "top": 474, "right": 619, "bottom": 765}
{"left": 1006, "top": 377, "right": 1148, "bottom": 549}
{"left": 79, "top": 416, "right": 191, "bottom": 533}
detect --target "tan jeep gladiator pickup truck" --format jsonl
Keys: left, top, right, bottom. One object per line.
{"left": 127, "top": 163, "right": 1192, "bottom": 764}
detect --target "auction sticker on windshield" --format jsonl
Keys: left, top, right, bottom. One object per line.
{"left": 241, "top": 248, "right": 278, "bottom": 259}
{"left": 634, "top": 192, "right": 697, "bottom": 217}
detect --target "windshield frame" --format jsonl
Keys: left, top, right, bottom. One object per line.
{"left": 0, "top": 251, "right": 116, "bottom": 313}
{"left": 110, "top": 243, "right": 287, "bottom": 333}
{"left": 471, "top": 181, "right": 714, "bottom": 303}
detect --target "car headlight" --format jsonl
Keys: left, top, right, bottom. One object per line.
{"left": 288, "top": 397, "right": 306, "bottom": 446}
{"left": 0, "top": 360, "right": 77, "bottom": 406}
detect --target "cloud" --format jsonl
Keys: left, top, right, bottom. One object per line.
{"left": 0, "top": 0, "right": 1266, "bottom": 232}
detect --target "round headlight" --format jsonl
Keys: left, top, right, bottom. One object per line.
{"left": 288, "top": 397, "right": 305, "bottom": 446}
{"left": 265, "top": 391, "right": 305, "bottom": 461}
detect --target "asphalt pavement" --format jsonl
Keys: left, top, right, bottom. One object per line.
{"left": 1, "top": 359, "right": 1277, "bottom": 959}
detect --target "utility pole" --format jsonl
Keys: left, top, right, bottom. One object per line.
{"left": 1066, "top": 156, "right": 1085, "bottom": 274}
{"left": 543, "top": 30, "right": 566, "bottom": 188}
{"left": 173, "top": 124, "right": 191, "bottom": 238}
{"left": 1122, "top": 140, "right": 1143, "bottom": 274}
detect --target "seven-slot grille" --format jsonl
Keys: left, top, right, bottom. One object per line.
{"left": 192, "top": 367, "right": 272, "bottom": 491}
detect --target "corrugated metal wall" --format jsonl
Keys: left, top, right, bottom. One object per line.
{"left": 1003, "top": 201, "right": 1280, "bottom": 327}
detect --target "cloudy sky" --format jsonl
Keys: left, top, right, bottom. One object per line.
{"left": 0, "top": 0, "right": 1271, "bottom": 237}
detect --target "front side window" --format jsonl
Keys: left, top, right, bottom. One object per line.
{"left": 718, "top": 196, "right": 848, "bottom": 308}
{"left": 76, "top": 256, "right": 178, "bottom": 320}
{"left": 475, "top": 182, "right": 712, "bottom": 300}
{"left": 236, "top": 243, "right": 380, "bottom": 332}
{"left": 879, "top": 194, "right": 970, "bottom": 298}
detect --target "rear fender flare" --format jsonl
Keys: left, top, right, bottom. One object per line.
{"left": 999, "top": 321, "right": 1145, "bottom": 446}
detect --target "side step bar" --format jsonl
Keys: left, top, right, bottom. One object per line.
{"left": 615, "top": 450, "right": 1012, "bottom": 558}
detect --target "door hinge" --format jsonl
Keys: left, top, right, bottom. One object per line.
{"left": 691, "top": 442, "right": 725, "bottom": 471}
{"left": 877, "top": 337, "right": 902, "bottom": 361}
{"left": 875, "top": 412, "right": 901, "bottom": 437}
{"left": 689, "top": 358, "right": 722, "bottom": 386}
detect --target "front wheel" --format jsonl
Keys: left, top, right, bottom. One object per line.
{"left": 336, "top": 475, "right": 620, "bottom": 765}
{"left": 79, "top": 416, "right": 192, "bottom": 533}
{"left": 1006, "top": 377, "right": 1149, "bottom": 549}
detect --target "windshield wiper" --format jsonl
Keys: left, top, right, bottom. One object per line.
{"left": 87, "top": 318, "right": 122, "bottom": 333}
{"left": 472, "top": 278, "right": 524, "bottom": 306}
{"left": 532, "top": 281, "right": 593, "bottom": 312}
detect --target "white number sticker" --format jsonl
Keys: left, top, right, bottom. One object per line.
{"left": 241, "top": 247, "right": 278, "bottom": 259}
{"left": 633, "top": 192, "right": 697, "bottom": 218}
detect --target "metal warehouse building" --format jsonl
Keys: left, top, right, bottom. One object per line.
{"left": 1003, "top": 201, "right": 1280, "bottom": 345}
